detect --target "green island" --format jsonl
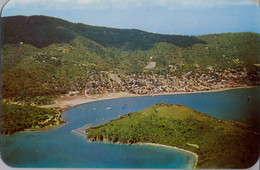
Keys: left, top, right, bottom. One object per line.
{"left": 86, "top": 103, "right": 259, "bottom": 169}
{"left": 1, "top": 101, "right": 66, "bottom": 135}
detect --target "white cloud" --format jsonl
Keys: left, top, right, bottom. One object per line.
{"left": 136, "top": 2, "right": 142, "bottom": 7}
{"left": 4, "top": 0, "right": 255, "bottom": 11}
{"left": 4, "top": 0, "right": 100, "bottom": 7}
{"left": 156, "top": 0, "right": 168, "bottom": 6}
{"left": 3, "top": 0, "right": 101, "bottom": 11}
{"left": 7, "top": 0, "right": 100, "bottom": 3}
{"left": 75, "top": 0, "right": 100, "bottom": 4}
{"left": 152, "top": 0, "right": 254, "bottom": 9}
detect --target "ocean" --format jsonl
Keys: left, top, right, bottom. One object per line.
{"left": 1, "top": 87, "right": 259, "bottom": 168}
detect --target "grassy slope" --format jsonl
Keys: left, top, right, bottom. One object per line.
{"left": 1, "top": 15, "right": 260, "bottom": 102}
{"left": 1, "top": 38, "right": 112, "bottom": 101}
{"left": 86, "top": 103, "right": 259, "bottom": 169}
{"left": 145, "top": 32, "right": 260, "bottom": 71}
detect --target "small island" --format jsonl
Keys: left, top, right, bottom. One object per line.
{"left": 86, "top": 103, "right": 259, "bottom": 169}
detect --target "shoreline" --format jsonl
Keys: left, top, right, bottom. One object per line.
{"left": 136, "top": 142, "right": 198, "bottom": 169}
{"left": 86, "top": 140, "right": 198, "bottom": 169}
{"left": 23, "top": 122, "right": 67, "bottom": 133}
{"left": 3, "top": 119, "right": 67, "bottom": 136}
{"left": 42, "top": 86, "right": 257, "bottom": 110}
{"left": 65, "top": 86, "right": 256, "bottom": 169}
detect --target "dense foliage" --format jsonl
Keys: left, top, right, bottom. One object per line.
{"left": 87, "top": 103, "right": 259, "bottom": 169}
{"left": 1, "top": 15, "right": 260, "bottom": 104}
{"left": 1, "top": 102, "right": 65, "bottom": 135}
{"left": 1, "top": 15, "right": 206, "bottom": 50}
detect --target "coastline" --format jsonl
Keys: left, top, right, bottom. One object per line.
{"left": 8, "top": 86, "right": 258, "bottom": 168}
{"left": 23, "top": 121, "right": 67, "bottom": 133}
{"left": 61, "top": 86, "right": 256, "bottom": 169}
{"left": 86, "top": 140, "right": 198, "bottom": 169}
{"left": 136, "top": 142, "right": 198, "bottom": 169}
{"left": 42, "top": 86, "right": 257, "bottom": 110}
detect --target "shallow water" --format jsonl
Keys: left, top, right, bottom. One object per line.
{"left": 1, "top": 87, "right": 259, "bottom": 168}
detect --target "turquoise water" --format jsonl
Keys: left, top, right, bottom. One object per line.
{"left": 1, "top": 87, "right": 259, "bottom": 168}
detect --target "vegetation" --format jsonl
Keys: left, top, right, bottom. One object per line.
{"left": 1, "top": 15, "right": 259, "bottom": 167}
{"left": 1, "top": 15, "right": 260, "bottom": 104}
{"left": 1, "top": 15, "right": 206, "bottom": 50}
{"left": 1, "top": 101, "right": 65, "bottom": 135}
{"left": 1, "top": 15, "right": 259, "bottom": 138}
{"left": 86, "top": 103, "right": 259, "bottom": 169}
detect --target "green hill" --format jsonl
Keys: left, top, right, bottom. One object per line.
{"left": 1, "top": 15, "right": 260, "bottom": 104}
{"left": 86, "top": 103, "right": 259, "bottom": 169}
{"left": 1, "top": 15, "right": 206, "bottom": 50}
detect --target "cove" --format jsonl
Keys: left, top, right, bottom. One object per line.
{"left": 1, "top": 87, "right": 259, "bottom": 168}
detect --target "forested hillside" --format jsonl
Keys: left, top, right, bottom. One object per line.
{"left": 87, "top": 103, "right": 259, "bottom": 168}
{"left": 1, "top": 15, "right": 260, "bottom": 104}
{"left": 1, "top": 15, "right": 206, "bottom": 50}
{"left": 1, "top": 101, "right": 65, "bottom": 135}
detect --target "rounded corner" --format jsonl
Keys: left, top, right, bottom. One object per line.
{"left": 0, "top": 155, "right": 16, "bottom": 169}
{"left": 244, "top": 157, "right": 260, "bottom": 170}
{"left": 0, "top": 0, "right": 12, "bottom": 17}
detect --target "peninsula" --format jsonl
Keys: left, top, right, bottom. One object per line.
{"left": 1, "top": 101, "right": 66, "bottom": 135}
{"left": 86, "top": 103, "right": 259, "bottom": 169}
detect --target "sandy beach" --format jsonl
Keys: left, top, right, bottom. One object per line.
{"left": 136, "top": 143, "right": 198, "bottom": 169}
{"left": 42, "top": 86, "right": 255, "bottom": 110}
{"left": 41, "top": 92, "right": 139, "bottom": 109}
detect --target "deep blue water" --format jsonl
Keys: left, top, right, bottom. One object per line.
{"left": 1, "top": 87, "right": 259, "bottom": 168}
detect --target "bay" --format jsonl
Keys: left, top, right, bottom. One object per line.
{"left": 1, "top": 87, "right": 259, "bottom": 168}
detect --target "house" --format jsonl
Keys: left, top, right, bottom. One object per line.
{"left": 68, "top": 91, "right": 80, "bottom": 96}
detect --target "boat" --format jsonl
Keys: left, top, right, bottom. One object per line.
{"left": 106, "top": 107, "right": 112, "bottom": 110}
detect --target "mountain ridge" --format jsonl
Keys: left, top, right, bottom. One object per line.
{"left": 1, "top": 15, "right": 207, "bottom": 50}
{"left": 1, "top": 15, "right": 260, "bottom": 104}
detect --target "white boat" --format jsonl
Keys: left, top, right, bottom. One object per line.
{"left": 106, "top": 107, "right": 112, "bottom": 110}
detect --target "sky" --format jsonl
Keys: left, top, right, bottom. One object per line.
{"left": 1, "top": 0, "right": 260, "bottom": 35}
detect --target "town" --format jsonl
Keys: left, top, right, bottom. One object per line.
{"left": 82, "top": 67, "right": 259, "bottom": 95}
